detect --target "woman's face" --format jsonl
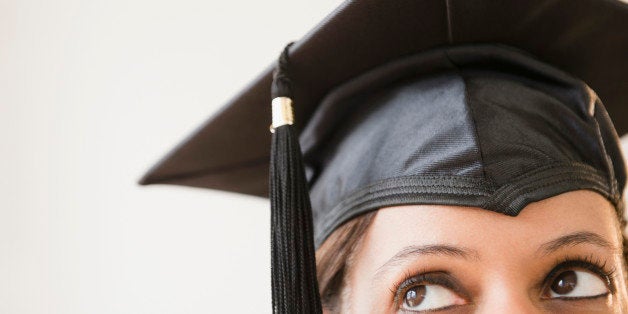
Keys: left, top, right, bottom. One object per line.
{"left": 342, "top": 190, "right": 628, "bottom": 313}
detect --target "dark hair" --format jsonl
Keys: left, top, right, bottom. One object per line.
{"left": 316, "top": 212, "right": 377, "bottom": 312}
{"left": 316, "top": 199, "right": 628, "bottom": 312}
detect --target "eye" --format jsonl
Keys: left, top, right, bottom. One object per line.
{"left": 546, "top": 269, "right": 609, "bottom": 299}
{"left": 400, "top": 284, "right": 465, "bottom": 312}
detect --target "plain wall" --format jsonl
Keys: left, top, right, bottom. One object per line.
{"left": 1, "top": 1, "right": 341, "bottom": 313}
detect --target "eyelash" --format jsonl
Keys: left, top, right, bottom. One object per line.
{"left": 389, "top": 269, "right": 424, "bottom": 302}
{"left": 543, "top": 254, "right": 617, "bottom": 295}
{"left": 388, "top": 269, "right": 462, "bottom": 306}
{"left": 390, "top": 254, "right": 617, "bottom": 307}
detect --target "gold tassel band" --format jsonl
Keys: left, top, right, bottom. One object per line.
{"left": 270, "top": 97, "right": 294, "bottom": 133}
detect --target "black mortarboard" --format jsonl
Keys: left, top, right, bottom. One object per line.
{"left": 139, "top": 1, "right": 628, "bottom": 313}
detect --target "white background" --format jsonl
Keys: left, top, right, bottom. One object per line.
{"left": 2, "top": 0, "right": 627, "bottom": 313}
{"left": 1, "top": 0, "right": 342, "bottom": 313}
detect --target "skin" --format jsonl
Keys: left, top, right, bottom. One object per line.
{"left": 337, "top": 190, "right": 628, "bottom": 313}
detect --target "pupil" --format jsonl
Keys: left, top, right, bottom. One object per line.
{"left": 551, "top": 270, "right": 578, "bottom": 295}
{"left": 405, "top": 285, "right": 426, "bottom": 307}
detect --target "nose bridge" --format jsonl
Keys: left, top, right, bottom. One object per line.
{"left": 477, "top": 291, "right": 541, "bottom": 313}
{"left": 475, "top": 272, "right": 544, "bottom": 314}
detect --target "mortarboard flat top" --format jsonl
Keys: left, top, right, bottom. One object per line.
{"left": 138, "top": 0, "right": 628, "bottom": 198}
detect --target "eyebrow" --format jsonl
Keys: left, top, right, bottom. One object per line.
{"left": 537, "top": 231, "right": 618, "bottom": 256}
{"left": 372, "top": 231, "right": 618, "bottom": 283}
{"left": 373, "top": 244, "right": 479, "bottom": 282}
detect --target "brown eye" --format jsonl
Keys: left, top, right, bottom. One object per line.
{"left": 400, "top": 284, "right": 465, "bottom": 311}
{"left": 550, "top": 270, "right": 577, "bottom": 295}
{"left": 546, "top": 270, "right": 608, "bottom": 299}
{"left": 405, "top": 285, "right": 426, "bottom": 307}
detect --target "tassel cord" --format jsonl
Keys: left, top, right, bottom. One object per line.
{"left": 269, "top": 43, "right": 323, "bottom": 314}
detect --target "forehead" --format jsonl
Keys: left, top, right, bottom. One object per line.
{"left": 364, "top": 190, "right": 621, "bottom": 260}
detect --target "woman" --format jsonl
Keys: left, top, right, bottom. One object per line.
{"left": 306, "top": 43, "right": 628, "bottom": 313}
{"left": 140, "top": 0, "right": 628, "bottom": 312}
{"left": 317, "top": 191, "right": 627, "bottom": 312}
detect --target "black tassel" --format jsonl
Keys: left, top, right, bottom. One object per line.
{"left": 269, "top": 43, "right": 323, "bottom": 314}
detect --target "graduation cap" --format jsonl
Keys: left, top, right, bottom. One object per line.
{"left": 139, "top": 1, "right": 628, "bottom": 312}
